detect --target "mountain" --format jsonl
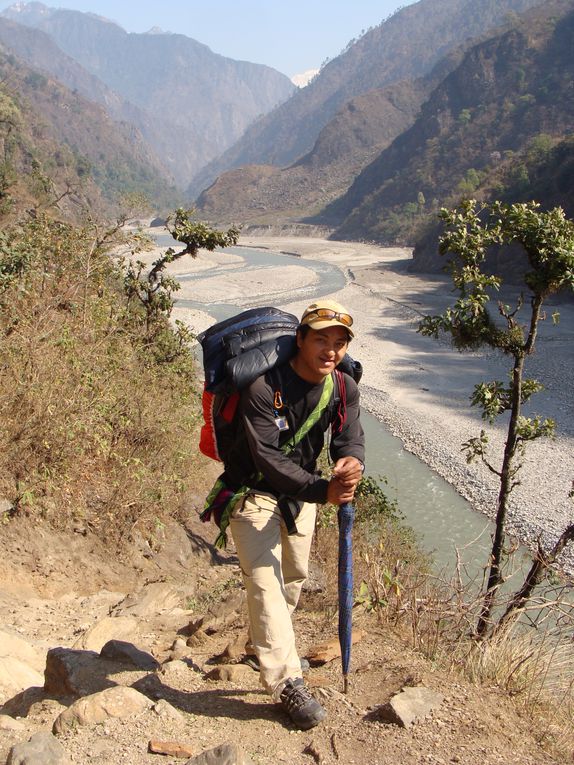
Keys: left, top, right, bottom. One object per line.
{"left": 0, "top": 17, "right": 163, "bottom": 162}
{"left": 0, "top": 44, "right": 178, "bottom": 220}
{"left": 187, "top": 0, "right": 547, "bottom": 200}
{"left": 1, "top": 2, "right": 295, "bottom": 188}
{"left": 194, "top": 79, "right": 430, "bottom": 229}
{"left": 320, "top": 0, "right": 574, "bottom": 265}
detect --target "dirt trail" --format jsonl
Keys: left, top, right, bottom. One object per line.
{"left": 0, "top": 513, "right": 567, "bottom": 765}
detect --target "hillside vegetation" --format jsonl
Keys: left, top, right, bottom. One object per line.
{"left": 324, "top": 0, "right": 574, "bottom": 263}
{"left": 0, "top": 47, "right": 179, "bottom": 219}
{"left": 0, "top": 211, "right": 205, "bottom": 544}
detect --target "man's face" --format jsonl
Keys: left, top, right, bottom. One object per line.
{"left": 294, "top": 326, "right": 349, "bottom": 383}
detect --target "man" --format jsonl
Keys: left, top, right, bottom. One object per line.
{"left": 226, "top": 298, "right": 365, "bottom": 730}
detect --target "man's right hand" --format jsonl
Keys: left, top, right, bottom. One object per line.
{"left": 326, "top": 477, "right": 356, "bottom": 505}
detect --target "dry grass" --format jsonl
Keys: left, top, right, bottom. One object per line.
{"left": 312, "top": 494, "right": 574, "bottom": 761}
{"left": 0, "top": 214, "right": 207, "bottom": 545}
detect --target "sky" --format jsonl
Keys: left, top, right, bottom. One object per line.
{"left": 0, "top": 0, "right": 418, "bottom": 79}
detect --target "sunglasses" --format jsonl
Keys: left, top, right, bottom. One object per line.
{"left": 302, "top": 308, "right": 354, "bottom": 327}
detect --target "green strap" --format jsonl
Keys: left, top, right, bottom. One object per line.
{"left": 210, "top": 372, "right": 335, "bottom": 549}
{"left": 283, "top": 372, "right": 333, "bottom": 455}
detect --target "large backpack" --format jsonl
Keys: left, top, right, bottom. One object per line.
{"left": 197, "top": 307, "right": 300, "bottom": 465}
{"left": 197, "top": 306, "right": 362, "bottom": 465}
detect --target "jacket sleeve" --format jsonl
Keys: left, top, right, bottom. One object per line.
{"left": 240, "top": 377, "right": 330, "bottom": 503}
{"left": 329, "top": 375, "right": 365, "bottom": 466}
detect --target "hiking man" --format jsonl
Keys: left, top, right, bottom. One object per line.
{"left": 225, "top": 299, "right": 365, "bottom": 730}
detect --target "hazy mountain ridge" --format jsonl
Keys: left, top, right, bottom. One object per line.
{"left": 187, "top": 0, "right": 546, "bottom": 199}
{"left": 0, "top": 17, "right": 165, "bottom": 163}
{"left": 0, "top": 45, "right": 178, "bottom": 219}
{"left": 1, "top": 2, "right": 295, "bottom": 188}
{"left": 324, "top": 0, "right": 574, "bottom": 258}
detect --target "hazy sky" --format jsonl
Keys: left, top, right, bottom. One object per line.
{"left": 0, "top": 1, "right": 418, "bottom": 78}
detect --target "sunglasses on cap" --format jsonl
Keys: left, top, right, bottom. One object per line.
{"left": 301, "top": 308, "right": 354, "bottom": 327}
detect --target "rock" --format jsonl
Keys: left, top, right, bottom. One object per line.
{"left": 184, "top": 742, "right": 254, "bottom": 765}
{"left": 149, "top": 739, "right": 195, "bottom": 757}
{"left": 0, "top": 657, "right": 44, "bottom": 701}
{"left": 169, "top": 637, "right": 190, "bottom": 660}
{"left": 7, "top": 731, "right": 70, "bottom": 764}
{"left": 220, "top": 633, "right": 250, "bottom": 662}
{"left": 0, "top": 714, "right": 27, "bottom": 731}
{"left": 44, "top": 647, "right": 108, "bottom": 698}
{"left": 0, "top": 497, "right": 14, "bottom": 516}
{"left": 100, "top": 640, "right": 160, "bottom": 670}
{"left": 111, "top": 582, "right": 182, "bottom": 617}
{"left": 306, "top": 629, "right": 364, "bottom": 665}
{"left": 72, "top": 615, "right": 138, "bottom": 651}
{"left": 152, "top": 698, "right": 185, "bottom": 722}
{"left": 205, "top": 665, "right": 253, "bottom": 682}
{"left": 161, "top": 659, "right": 190, "bottom": 680}
{"left": 52, "top": 685, "right": 153, "bottom": 734}
{"left": 0, "top": 630, "right": 45, "bottom": 672}
{"left": 378, "top": 685, "right": 444, "bottom": 727}
{"left": 186, "top": 630, "right": 214, "bottom": 648}
{"left": 186, "top": 590, "right": 245, "bottom": 636}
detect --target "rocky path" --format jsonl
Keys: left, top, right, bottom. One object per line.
{"left": 0, "top": 515, "right": 568, "bottom": 765}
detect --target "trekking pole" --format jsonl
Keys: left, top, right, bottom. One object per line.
{"left": 338, "top": 501, "right": 355, "bottom": 694}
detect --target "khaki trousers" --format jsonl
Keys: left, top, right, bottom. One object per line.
{"left": 229, "top": 491, "right": 316, "bottom": 698}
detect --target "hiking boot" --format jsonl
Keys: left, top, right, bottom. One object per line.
{"left": 279, "top": 678, "right": 326, "bottom": 730}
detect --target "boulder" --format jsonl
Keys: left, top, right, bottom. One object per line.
{"left": 0, "top": 657, "right": 44, "bottom": 703}
{"left": 100, "top": 640, "right": 160, "bottom": 670}
{"left": 205, "top": 665, "right": 253, "bottom": 683}
{"left": 7, "top": 731, "right": 70, "bottom": 764}
{"left": 0, "top": 714, "right": 27, "bottom": 731}
{"left": 44, "top": 647, "right": 114, "bottom": 698}
{"left": 52, "top": 685, "right": 153, "bottom": 734}
{"left": 0, "top": 630, "right": 45, "bottom": 672}
{"left": 184, "top": 742, "right": 254, "bottom": 765}
{"left": 378, "top": 685, "right": 444, "bottom": 727}
{"left": 72, "top": 615, "right": 138, "bottom": 652}
{"left": 111, "top": 582, "right": 182, "bottom": 617}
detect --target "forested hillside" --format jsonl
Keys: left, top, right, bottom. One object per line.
{"left": 0, "top": 47, "right": 178, "bottom": 220}
{"left": 321, "top": 0, "right": 574, "bottom": 258}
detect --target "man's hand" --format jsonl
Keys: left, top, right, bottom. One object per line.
{"left": 332, "top": 457, "right": 363, "bottom": 487}
{"left": 326, "top": 457, "right": 363, "bottom": 504}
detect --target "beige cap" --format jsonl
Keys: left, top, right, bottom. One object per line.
{"left": 300, "top": 299, "right": 354, "bottom": 338}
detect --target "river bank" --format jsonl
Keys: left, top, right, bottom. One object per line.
{"left": 153, "top": 232, "right": 574, "bottom": 576}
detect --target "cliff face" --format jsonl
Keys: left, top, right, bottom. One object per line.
{"left": 1, "top": 3, "right": 295, "bottom": 188}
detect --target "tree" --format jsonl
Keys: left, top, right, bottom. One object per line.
{"left": 418, "top": 200, "right": 574, "bottom": 638}
{"left": 123, "top": 208, "right": 239, "bottom": 339}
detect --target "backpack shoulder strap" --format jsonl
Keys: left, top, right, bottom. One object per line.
{"left": 284, "top": 373, "right": 334, "bottom": 454}
{"left": 331, "top": 369, "right": 347, "bottom": 436}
